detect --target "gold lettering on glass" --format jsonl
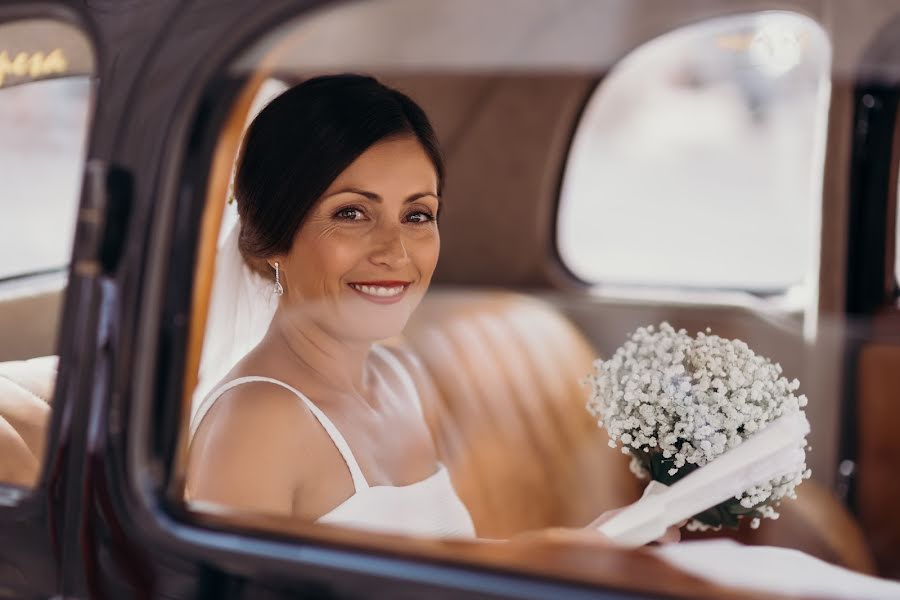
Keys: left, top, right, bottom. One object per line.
{"left": 0, "top": 49, "right": 69, "bottom": 87}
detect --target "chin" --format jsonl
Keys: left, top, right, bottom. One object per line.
{"left": 333, "top": 290, "right": 424, "bottom": 342}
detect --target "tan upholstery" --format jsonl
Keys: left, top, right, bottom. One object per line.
{"left": 380, "top": 74, "right": 595, "bottom": 287}
{"left": 0, "top": 287, "right": 62, "bottom": 362}
{"left": 0, "top": 355, "right": 57, "bottom": 487}
{"left": 0, "top": 300, "right": 875, "bottom": 574}
{"left": 393, "top": 289, "right": 876, "bottom": 572}
{"left": 389, "top": 289, "right": 642, "bottom": 538}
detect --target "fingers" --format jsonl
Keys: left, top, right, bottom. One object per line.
{"left": 651, "top": 525, "right": 682, "bottom": 545}
{"left": 513, "top": 526, "right": 612, "bottom": 547}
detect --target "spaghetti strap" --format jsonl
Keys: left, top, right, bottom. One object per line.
{"left": 192, "top": 376, "right": 369, "bottom": 492}
{"left": 371, "top": 345, "right": 423, "bottom": 416}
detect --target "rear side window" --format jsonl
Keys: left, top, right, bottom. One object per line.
{"left": 0, "top": 73, "right": 91, "bottom": 281}
{"left": 557, "top": 12, "right": 831, "bottom": 295}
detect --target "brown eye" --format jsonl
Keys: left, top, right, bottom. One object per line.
{"left": 334, "top": 206, "right": 364, "bottom": 220}
{"left": 406, "top": 211, "right": 435, "bottom": 224}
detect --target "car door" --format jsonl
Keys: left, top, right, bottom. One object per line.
{"left": 0, "top": 4, "right": 98, "bottom": 599}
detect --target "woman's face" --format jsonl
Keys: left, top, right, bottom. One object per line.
{"left": 277, "top": 135, "right": 440, "bottom": 342}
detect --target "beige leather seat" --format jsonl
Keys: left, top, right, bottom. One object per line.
{"left": 0, "top": 297, "right": 876, "bottom": 574}
{"left": 388, "top": 290, "right": 642, "bottom": 538}
{"left": 393, "top": 290, "right": 877, "bottom": 572}
{"left": 0, "top": 355, "right": 56, "bottom": 487}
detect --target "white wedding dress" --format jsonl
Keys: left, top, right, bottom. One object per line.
{"left": 192, "top": 345, "right": 475, "bottom": 538}
{"left": 198, "top": 216, "right": 899, "bottom": 599}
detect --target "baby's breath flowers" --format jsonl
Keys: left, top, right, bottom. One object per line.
{"left": 586, "top": 323, "right": 811, "bottom": 531}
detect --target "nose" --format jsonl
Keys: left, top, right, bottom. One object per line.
{"left": 369, "top": 223, "right": 410, "bottom": 269}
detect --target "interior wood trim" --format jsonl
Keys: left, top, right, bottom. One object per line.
{"left": 171, "top": 74, "right": 268, "bottom": 487}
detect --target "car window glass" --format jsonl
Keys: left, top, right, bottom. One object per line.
{"left": 171, "top": 2, "right": 900, "bottom": 596}
{"left": 0, "top": 77, "right": 91, "bottom": 279}
{"left": 557, "top": 12, "right": 830, "bottom": 297}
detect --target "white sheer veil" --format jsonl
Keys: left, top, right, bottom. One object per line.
{"left": 190, "top": 78, "right": 289, "bottom": 426}
{"left": 191, "top": 220, "right": 279, "bottom": 425}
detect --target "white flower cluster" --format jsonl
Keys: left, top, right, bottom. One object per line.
{"left": 586, "top": 323, "right": 811, "bottom": 529}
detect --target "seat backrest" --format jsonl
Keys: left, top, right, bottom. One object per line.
{"left": 0, "top": 355, "right": 57, "bottom": 487}
{"left": 392, "top": 290, "right": 642, "bottom": 538}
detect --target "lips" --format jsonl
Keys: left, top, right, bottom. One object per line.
{"left": 347, "top": 280, "right": 411, "bottom": 304}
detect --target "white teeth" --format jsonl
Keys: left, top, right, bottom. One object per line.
{"left": 350, "top": 284, "right": 405, "bottom": 298}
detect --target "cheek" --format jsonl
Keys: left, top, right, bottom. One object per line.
{"left": 411, "top": 231, "right": 440, "bottom": 279}
{"left": 290, "top": 228, "right": 367, "bottom": 289}
{"left": 321, "top": 240, "right": 365, "bottom": 281}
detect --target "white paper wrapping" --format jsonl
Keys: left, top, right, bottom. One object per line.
{"left": 598, "top": 411, "right": 810, "bottom": 547}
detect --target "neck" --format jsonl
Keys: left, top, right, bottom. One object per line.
{"left": 267, "top": 307, "right": 373, "bottom": 397}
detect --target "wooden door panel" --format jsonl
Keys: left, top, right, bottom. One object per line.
{"left": 856, "top": 342, "right": 900, "bottom": 578}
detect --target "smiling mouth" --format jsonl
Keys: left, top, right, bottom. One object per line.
{"left": 347, "top": 281, "right": 411, "bottom": 302}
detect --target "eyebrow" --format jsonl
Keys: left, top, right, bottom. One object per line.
{"left": 323, "top": 187, "right": 440, "bottom": 203}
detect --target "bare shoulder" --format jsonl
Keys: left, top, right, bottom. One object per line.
{"left": 195, "top": 379, "right": 313, "bottom": 441}
{"left": 186, "top": 379, "right": 318, "bottom": 515}
{"left": 191, "top": 346, "right": 320, "bottom": 446}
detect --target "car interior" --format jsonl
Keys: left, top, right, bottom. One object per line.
{"left": 2, "top": 1, "right": 900, "bottom": 597}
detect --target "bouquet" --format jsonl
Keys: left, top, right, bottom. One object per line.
{"left": 586, "top": 323, "right": 811, "bottom": 531}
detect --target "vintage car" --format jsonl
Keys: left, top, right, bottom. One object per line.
{"left": 1, "top": 0, "right": 900, "bottom": 598}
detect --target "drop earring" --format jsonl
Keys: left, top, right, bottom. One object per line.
{"left": 273, "top": 261, "right": 284, "bottom": 296}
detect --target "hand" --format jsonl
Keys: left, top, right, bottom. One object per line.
{"left": 509, "top": 525, "right": 612, "bottom": 547}
{"left": 590, "top": 508, "right": 684, "bottom": 545}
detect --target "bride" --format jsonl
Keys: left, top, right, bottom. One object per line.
{"left": 185, "top": 73, "right": 662, "bottom": 543}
